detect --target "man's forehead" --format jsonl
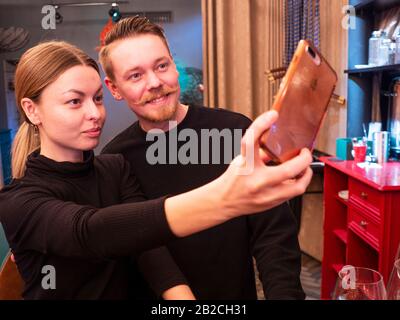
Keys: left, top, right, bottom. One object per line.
{"left": 110, "top": 35, "right": 170, "bottom": 58}
{"left": 109, "top": 36, "right": 172, "bottom": 72}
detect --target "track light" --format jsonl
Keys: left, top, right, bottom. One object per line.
{"left": 54, "top": 5, "right": 63, "bottom": 24}
{"left": 108, "top": 3, "right": 122, "bottom": 22}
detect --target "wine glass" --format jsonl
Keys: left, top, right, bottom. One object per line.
{"left": 387, "top": 259, "right": 400, "bottom": 300}
{"left": 332, "top": 266, "right": 387, "bottom": 300}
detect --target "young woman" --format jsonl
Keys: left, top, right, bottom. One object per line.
{"left": 0, "top": 41, "right": 312, "bottom": 299}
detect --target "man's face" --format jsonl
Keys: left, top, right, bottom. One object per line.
{"left": 106, "top": 34, "right": 181, "bottom": 124}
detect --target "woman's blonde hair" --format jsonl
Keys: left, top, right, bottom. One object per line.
{"left": 12, "top": 41, "right": 100, "bottom": 179}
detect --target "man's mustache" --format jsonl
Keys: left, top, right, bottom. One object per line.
{"left": 136, "top": 85, "right": 179, "bottom": 106}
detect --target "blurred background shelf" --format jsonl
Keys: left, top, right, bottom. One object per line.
{"left": 345, "top": 64, "right": 400, "bottom": 76}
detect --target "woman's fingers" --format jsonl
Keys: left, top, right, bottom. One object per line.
{"left": 241, "top": 110, "right": 278, "bottom": 159}
{"left": 259, "top": 147, "right": 271, "bottom": 163}
{"left": 258, "top": 148, "right": 313, "bottom": 187}
{"left": 262, "top": 166, "right": 313, "bottom": 208}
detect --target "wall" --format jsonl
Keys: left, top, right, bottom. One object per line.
{"left": 0, "top": 0, "right": 203, "bottom": 153}
{"left": 299, "top": 0, "right": 349, "bottom": 260}
{"left": 315, "top": 0, "right": 349, "bottom": 155}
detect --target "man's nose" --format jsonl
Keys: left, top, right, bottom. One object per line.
{"left": 146, "top": 71, "right": 162, "bottom": 90}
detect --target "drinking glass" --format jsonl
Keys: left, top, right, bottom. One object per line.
{"left": 387, "top": 259, "right": 400, "bottom": 300}
{"left": 352, "top": 139, "right": 367, "bottom": 163}
{"left": 332, "top": 266, "right": 387, "bottom": 300}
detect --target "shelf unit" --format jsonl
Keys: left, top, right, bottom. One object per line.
{"left": 345, "top": 64, "right": 400, "bottom": 76}
{"left": 347, "top": 0, "right": 400, "bottom": 137}
{"left": 320, "top": 157, "right": 400, "bottom": 299}
{"left": 354, "top": 0, "right": 400, "bottom": 13}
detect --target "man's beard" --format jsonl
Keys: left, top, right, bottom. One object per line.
{"left": 141, "top": 102, "right": 178, "bottom": 123}
{"left": 135, "top": 85, "right": 179, "bottom": 123}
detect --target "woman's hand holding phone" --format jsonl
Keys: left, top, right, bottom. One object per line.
{"left": 165, "top": 110, "right": 313, "bottom": 238}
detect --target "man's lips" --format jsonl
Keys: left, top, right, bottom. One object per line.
{"left": 144, "top": 93, "right": 170, "bottom": 105}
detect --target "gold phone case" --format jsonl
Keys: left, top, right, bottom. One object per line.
{"left": 260, "top": 40, "right": 338, "bottom": 163}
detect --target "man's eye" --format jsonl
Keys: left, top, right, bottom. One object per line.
{"left": 130, "top": 73, "right": 142, "bottom": 80}
{"left": 158, "top": 63, "right": 169, "bottom": 71}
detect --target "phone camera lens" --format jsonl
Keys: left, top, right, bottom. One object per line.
{"left": 307, "top": 46, "right": 316, "bottom": 59}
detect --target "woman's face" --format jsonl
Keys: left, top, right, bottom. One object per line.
{"left": 35, "top": 65, "right": 106, "bottom": 162}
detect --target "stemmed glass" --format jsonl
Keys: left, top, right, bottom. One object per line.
{"left": 387, "top": 259, "right": 400, "bottom": 300}
{"left": 332, "top": 266, "right": 387, "bottom": 300}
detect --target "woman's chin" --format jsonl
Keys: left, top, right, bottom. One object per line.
{"left": 79, "top": 140, "right": 100, "bottom": 151}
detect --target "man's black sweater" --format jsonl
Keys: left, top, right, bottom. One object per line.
{"left": 0, "top": 151, "right": 185, "bottom": 299}
{"left": 102, "top": 105, "right": 305, "bottom": 300}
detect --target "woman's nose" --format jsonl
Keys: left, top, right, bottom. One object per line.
{"left": 86, "top": 101, "right": 101, "bottom": 121}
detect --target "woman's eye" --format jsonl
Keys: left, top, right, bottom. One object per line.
{"left": 68, "top": 98, "right": 81, "bottom": 105}
{"left": 94, "top": 95, "right": 104, "bottom": 104}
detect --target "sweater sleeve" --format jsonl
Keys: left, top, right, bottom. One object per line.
{"left": 116, "top": 157, "right": 189, "bottom": 297}
{"left": 136, "top": 247, "right": 188, "bottom": 298}
{"left": 248, "top": 202, "right": 306, "bottom": 300}
{"left": 0, "top": 185, "right": 176, "bottom": 261}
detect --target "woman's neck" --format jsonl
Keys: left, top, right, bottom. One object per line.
{"left": 40, "top": 143, "right": 84, "bottom": 163}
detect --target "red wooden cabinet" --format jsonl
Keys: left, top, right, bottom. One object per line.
{"left": 320, "top": 157, "right": 400, "bottom": 299}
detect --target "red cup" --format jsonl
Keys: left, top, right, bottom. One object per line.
{"left": 353, "top": 144, "right": 367, "bottom": 162}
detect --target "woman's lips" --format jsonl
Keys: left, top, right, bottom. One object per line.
{"left": 83, "top": 128, "right": 102, "bottom": 138}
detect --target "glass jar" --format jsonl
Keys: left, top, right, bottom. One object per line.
{"left": 369, "top": 31, "right": 381, "bottom": 66}
{"left": 395, "top": 31, "right": 400, "bottom": 64}
{"left": 379, "top": 38, "right": 392, "bottom": 66}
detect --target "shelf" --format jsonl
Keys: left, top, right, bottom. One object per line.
{"left": 331, "top": 263, "right": 345, "bottom": 274}
{"left": 333, "top": 229, "right": 348, "bottom": 245}
{"left": 345, "top": 64, "right": 400, "bottom": 76}
{"left": 335, "top": 195, "right": 349, "bottom": 207}
{"left": 355, "top": 0, "right": 400, "bottom": 14}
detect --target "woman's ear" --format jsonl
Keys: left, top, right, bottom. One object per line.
{"left": 20, "top": 98, "right": 41, "bottom": 125}
{"left": 104, "top": 77, "right": 123, "bottom": 101}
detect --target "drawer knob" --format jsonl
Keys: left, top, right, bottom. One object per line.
{"left": 360, "top": 220, "right": 368, "bottom": 228}
{"left": 361, "top": 192, "right": 368, "bottom": 199}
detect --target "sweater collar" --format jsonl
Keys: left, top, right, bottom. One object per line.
{"left": 25, "top": 150, "right": 94, "bottom": 178}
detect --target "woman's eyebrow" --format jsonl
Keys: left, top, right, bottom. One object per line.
{"left": 62, "top": 89, "right": 85, "bottom": 96}
{"left": 63, "top": 86, "right": 103, "bottom": 96}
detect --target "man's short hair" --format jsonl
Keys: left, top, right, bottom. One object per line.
{"left": 99, "top": 16, "right": 172, "bottom": 81}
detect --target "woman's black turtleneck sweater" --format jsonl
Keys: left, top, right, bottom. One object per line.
{"left": 0, "top": 151, "right": 181, "bottom": 299}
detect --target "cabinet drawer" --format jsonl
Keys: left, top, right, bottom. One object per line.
{"left": 349, "top": 179, "right": 382, "bottom": 215}
{"left": 348, "top": 206, "right": 380, "bottom": 251}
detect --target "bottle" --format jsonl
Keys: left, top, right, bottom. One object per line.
{"left": 379, "top": 37, "right": 391, "bottom": 66}
{"left": 369, "top": 31, "right": 381, "bottom": 66}
{"left": 389, "top": 42, "right": 396, "bottom": 65}
{"left": 395, "top": 31, "right": 400, "bottom": 64}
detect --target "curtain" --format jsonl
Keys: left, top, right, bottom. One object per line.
{"left": 285, "top": 0, "right": 320, "bottom": 65}
{"left": 202, "top": 0, "right": 285, "bottom": 119}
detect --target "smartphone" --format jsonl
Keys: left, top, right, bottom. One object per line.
{"left": 260, "top": 40, "right": 338, "bottom": 163}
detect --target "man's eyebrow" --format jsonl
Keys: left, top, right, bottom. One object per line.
{"left": 123, "top": 67, "right": 140, "bottom": 78}
{"left": 122, "top": 57, "right": 170, "bottom": 78}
